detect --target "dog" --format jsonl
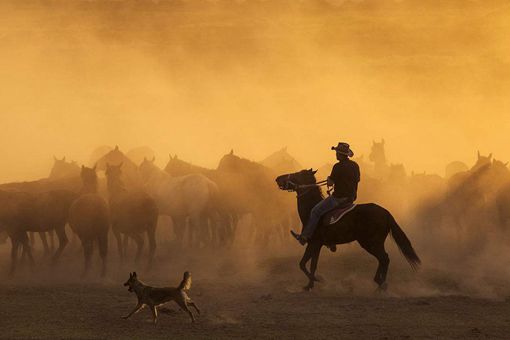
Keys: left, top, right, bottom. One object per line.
{"left": 122, "top": 271, "right": 200, "bottom": 324}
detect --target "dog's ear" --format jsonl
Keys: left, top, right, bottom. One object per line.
{"left": 129, "top": 272, "right": 132, "bottom": 278}
{"left": 133, "top": 272, "right": 137, "bottom": 278}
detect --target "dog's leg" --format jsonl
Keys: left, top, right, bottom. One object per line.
{"left": 188, "top": 301, "right": 200, "bottom": 315}
{"left": 150, "top": 305, "right": 158, "bottom": 325}
{"left": 176, "top": 300, "right": 195, "bottom": 322}
{"left": 122, "top": 303, "right": 144, "bottom": 319}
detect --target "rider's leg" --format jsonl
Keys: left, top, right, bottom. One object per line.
{"left": 300, "top": 196, "right": 341, "bottom": 240}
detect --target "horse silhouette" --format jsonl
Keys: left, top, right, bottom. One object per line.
{"left": 105, "top": 162, "right": 158, "bottom": 265}
{"left": 68, "top": 165, "right": 110, "bottom": 277}
{"left": 0, "top": 189, "right": 77, "bottom": 275}
{"left": 49, "top": 156, "right": 80, "bottom": 180}
{"left": 276, "top": 169, "right": 420, "bottom": 291}
{"left": 217, "top": 150, "right": 294, "bottom": 245}
{"left": 139, "top": 157, "right": 219, "bottom": 247}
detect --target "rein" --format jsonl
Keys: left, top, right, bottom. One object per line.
{"left": 284, "top": 175, "right": 328, "bottom": 198}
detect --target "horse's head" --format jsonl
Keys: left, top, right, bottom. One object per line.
{"left": 217, "top": 149, "right": 241, "bottom": 171}
{"left": 473, "top": 150, "right": 492, "bottom": 171}
{"left": 81, "top": 164, "right": 98, "bottom": 191}
{"left": 275, "top": 169, "right": 317, "bottom": 191}
{"left": 165, "top": 154, "right": 186, "bottom": 176}
{"left": 95, "top": 145, "right": 127, "bottom": 171}
{"left": 105, "top": 162, "right": 124, "bottom": 187}
{"left": 138, "top": 156, "right": 157, "bottom": 182}
{"left": 369, "top": 139, "right": 386, "bottom": 164}
{"left": 49, "top": 156, "right": 80, "bottom": 179}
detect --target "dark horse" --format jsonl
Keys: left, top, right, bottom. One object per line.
{"left": 105, "top": 162, "right": 158, "bottom": 265}
{"left": 68, "top": 165, "right": 110, "bottom": 277}
{"left": 276, "top": 169, "right": 421, "bottom": 291}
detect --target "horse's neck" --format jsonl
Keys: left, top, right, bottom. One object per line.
{"left": 146, "top": 168, "right": 172, "bottom": 190}
{"left": 107, "top": 181, "right": 127, "bottom": 201}
{"left": 297, "top": 189, "right": 323, "bottom": 225}
{"left": 81, "top": 184, "right": 98, "bottom": 195}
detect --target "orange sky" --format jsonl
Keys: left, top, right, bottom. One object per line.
{"left": 1, "top": 0, "right": 509, "bottom": 182}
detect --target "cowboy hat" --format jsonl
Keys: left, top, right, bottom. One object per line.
{"left": 331, "top": 142, "right": 354, "bottom": 157}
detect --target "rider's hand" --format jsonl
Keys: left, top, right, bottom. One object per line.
{"left": 327, "top": 176, "right": 334, "bottom": 187}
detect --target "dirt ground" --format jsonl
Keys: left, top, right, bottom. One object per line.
{"left": 1, "top": 240, "right": 510, "bottom": 339}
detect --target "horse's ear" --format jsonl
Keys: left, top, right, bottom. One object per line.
{"left": 169, "top": 154, "right": 172, "bottom": 159}
{"left": 381, "top": 138, "right": 385, "bottom": 145}
{"left": 230, "top": 149, "right": 234, "bottom": 155}
{"left": 505, "top": 162, "right": 509, "bottom": 167}
{"left": 62, "top": 156, "right": 66, "bottom": 162}
{"left": 312, "top": 169, "right": 318, "bottom": 175}
{"left": 115, "top": 145, "right": 119, "bottom": 151}
{"left": 488, "top": 153, "right": 493, "bottom": 160}
{"left": 81, "top": 165, "right": 85, "bottom": 170}
{"left": 144, "top": 156, "right": 147, "bottom": 162}
{"left": 133, "top": 272, "right": 137, "bottom": 277}
{"left": 477, "top": 150, "right": 480, "bottom": 159}
{"left": 92, "top": 163, "right": 97, "bottom": 171}
{"left": 53, "top": 155, "right": 57, "bottom": 161}
{"left": 151, "top": 156, "right": 156, "bottom": 162}
{"left": 174, "top": 155, "right": 178, "bottom": 160}
{"left": 129, "top": 272, "right": 132, "bottom": 278}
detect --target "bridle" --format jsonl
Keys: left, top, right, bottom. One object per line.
{"left": 283, "top": 174, "right": 329, "bottom": 198}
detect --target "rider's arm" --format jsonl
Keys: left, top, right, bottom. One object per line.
{"left": 327, "top": 176, "right": 334, "bottom": 187}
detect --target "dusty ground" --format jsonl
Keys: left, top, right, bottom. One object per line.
{"left": 1, "top": 240, "right": 510, "bottom": 339}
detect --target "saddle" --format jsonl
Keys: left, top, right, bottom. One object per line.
{"left": 322, "top": 203, "right": 356, "bottom": 225}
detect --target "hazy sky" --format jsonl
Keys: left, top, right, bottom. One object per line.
{"left": 1, "top": 0, "right": 509, "bottom": 182}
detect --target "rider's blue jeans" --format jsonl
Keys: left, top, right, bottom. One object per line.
{"left": 301, "top": 196, "right": 350, "bottom": 239}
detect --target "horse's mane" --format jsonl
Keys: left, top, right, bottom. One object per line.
{"left": 218, "top": 152, "right": 272, "bottom": 175}
{"left": 165, "top": 156, "right": 211, "bottom": 174}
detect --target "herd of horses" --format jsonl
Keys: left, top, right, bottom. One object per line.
{"left": 1, "top": 143, "right": 508, "bottom": 290}
{"left": 0, "top": 147, "right": 294, "bottom": 277}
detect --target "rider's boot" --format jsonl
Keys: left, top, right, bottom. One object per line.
{"left": 290, "top": 230, "right": 307, "bottom": 246}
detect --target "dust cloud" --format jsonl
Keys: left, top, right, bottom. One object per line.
{"left": 1, "top": 0, "right": 510, "bottom": 301}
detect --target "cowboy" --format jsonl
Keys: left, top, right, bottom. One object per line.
{"left": 291, "top": 142, "right": 360, "bottom": 245}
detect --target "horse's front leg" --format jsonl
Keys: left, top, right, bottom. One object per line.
{"left": 306, "top": 243, "right": 323, "bottom": 290}
{"left": 299, "top": 244, "right": 313, "bottom": 283}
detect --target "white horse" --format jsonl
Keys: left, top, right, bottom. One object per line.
{"left": 139, "top": 158, "right": 220, "bottom": 247}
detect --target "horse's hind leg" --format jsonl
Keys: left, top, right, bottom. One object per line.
{"left": 98, "top": 233, "right": 108, "bottom": 277}
{"left": 361, "top": 241, "right": 390, "bottom": 290}
{"left": 49, "top": 230, "right": 55, "bottom": 252}
{"left": 131, "top": 233, "right": 144, "bottom": 263}
{"left": 39, "top": 232, "right": 50, "bottom": 256}
{"left": 82, "top": 240, "right": 93, "bottom": 277}
{"left": 147, "top": 229, "right": 156, "bottom": 268}
{"left": 113, "top": 229, "right": 123, "bottom": 261}
{"left": 9, "top": 237, "right": 20, "bottom": 275}
{"left": 51, "top": 226, "right": 68, "bottom": 265}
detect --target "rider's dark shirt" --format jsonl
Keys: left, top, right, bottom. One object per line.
{"left": 330, "top": 159, "right": 360, "bottom": 200}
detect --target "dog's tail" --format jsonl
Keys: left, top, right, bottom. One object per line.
{"left": 178, "top": 271, "right": 192, "bottom": 291}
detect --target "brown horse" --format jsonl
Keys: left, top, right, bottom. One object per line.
{"left": 217, "top": 150, "right": 293, "bottom": 245}
{"left": 276, "top": 169, "right": 420, "bottom": 291}
{"left": 105, "top": 163, "right": 158, "bottom": 265}
{"left": 68, "top": 165, "right": 110, "bottom": 276}
{"left": 0, "top": 189, "right": 77, "bottom": 274}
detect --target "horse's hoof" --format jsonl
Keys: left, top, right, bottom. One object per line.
{"left": 314, "top": 275, "right": 324, "bottom": 283}
{"left": 303, "top": 286, "right": 313, "bottom": 292}
{"left": 375, "top": 283, "right": 388, "bottom": 294}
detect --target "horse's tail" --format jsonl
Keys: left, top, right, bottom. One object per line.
{"left": 388, "top": 213, "right": 421, "bottom": 270}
